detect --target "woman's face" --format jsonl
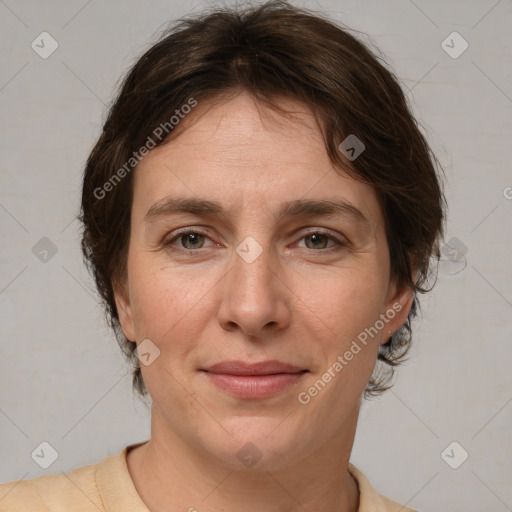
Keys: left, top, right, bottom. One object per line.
{"left": 114, "top": 92, "right": 413, "bottom": 471}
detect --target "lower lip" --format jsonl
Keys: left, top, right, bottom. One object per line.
{"left": 203, "top": 371, "right": 307, "bottom": 399}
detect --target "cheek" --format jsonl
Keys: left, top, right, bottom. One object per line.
{"left": 292, "top": 277, "right": 386, "bottom": 441}
{"left": 128, "top": 263, "right": 216, "bottom": 401}
{"left": 127, "top": 254, "right": 217, "bottom": 345}
{"left": 292, "top": 264, "right": 389, "bottom": 346}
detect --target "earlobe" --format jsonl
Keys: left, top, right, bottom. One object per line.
{"left": 112, "top": 278, "right": 136, "bottom": 342}
{"left": 383, "top": 279, "right": 416, "bottom": 344}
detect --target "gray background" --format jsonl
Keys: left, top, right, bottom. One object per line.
{"left": 1, "top": 1, "right": 511, "bottom": 511}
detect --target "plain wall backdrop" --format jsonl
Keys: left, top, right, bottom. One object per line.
{"left": 1, "top": 1, "right": 511, "bottom": 511}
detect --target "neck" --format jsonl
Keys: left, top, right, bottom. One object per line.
{"left": 127, "top": 405, "right": 361, "bottom": 512}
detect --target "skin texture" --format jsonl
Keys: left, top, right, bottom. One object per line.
{"left": 114, "top": 91, "right": 415, "bottom": 512}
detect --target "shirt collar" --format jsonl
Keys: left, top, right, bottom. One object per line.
{"left": 95, "top": 442, "right": 150, "bottom": 512}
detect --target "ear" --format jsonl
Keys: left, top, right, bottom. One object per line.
{"left": 381, "top": 270, "right": 418, "bottom": 345}
{"left": 112, "top": 276, "right": 137, "bottom": 343}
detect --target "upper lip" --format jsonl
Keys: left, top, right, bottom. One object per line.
{"left": 202, "top": 360, "right": 306, "bottom": 376}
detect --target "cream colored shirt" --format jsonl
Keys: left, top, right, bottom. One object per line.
{"left": 0, "top": 442, "right": 415, "bottom": 511}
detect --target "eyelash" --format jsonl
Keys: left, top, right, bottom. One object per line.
{"left": 162, "top": 228, "right": 346, "bottom": 255}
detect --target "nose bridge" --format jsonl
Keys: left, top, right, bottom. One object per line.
{"left": 230, "top": 233, "right": 276, "bottom": 303}
{"left": 217, "top": 233, "right": 289, "bottom": 335}
{"left": 232, "top": 236, "right": 274, "bottom": 289}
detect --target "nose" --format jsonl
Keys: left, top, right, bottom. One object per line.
{"left": 217, "top": 239, "right": 291, "bottom": 338}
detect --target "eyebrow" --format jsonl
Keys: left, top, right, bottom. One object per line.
{"left": 144, "top": 196, "right": 370, "bottom": 228}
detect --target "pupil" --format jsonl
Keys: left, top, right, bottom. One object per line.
{"left": 185, "top": 233, "right": 201, "bottom": 248}
{"left": 309, "top": 234, "right": 326, "bottom": 248}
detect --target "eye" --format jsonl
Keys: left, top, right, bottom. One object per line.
{"left": 297, "top": 231, "right": 343, "bottom": 251}
{"left": 164, "top": 229, "right": 215, "bottom": 251}
{"left": 163, "top": 228, "right": 346, "bottom": 254}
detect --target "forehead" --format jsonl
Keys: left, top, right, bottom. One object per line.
{"left": 142, "top": 92, "right": 327, "bottom": 170}
{"left": 132, "top": 92, "right": 381, "bottom": 225}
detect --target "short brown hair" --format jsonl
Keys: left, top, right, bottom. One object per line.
{"left": 79, "top": 0, "right": 445, "bottom": 399}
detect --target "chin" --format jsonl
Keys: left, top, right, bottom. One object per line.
{"left": 197, "top": 417, "right": 310, "bottom": 472}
